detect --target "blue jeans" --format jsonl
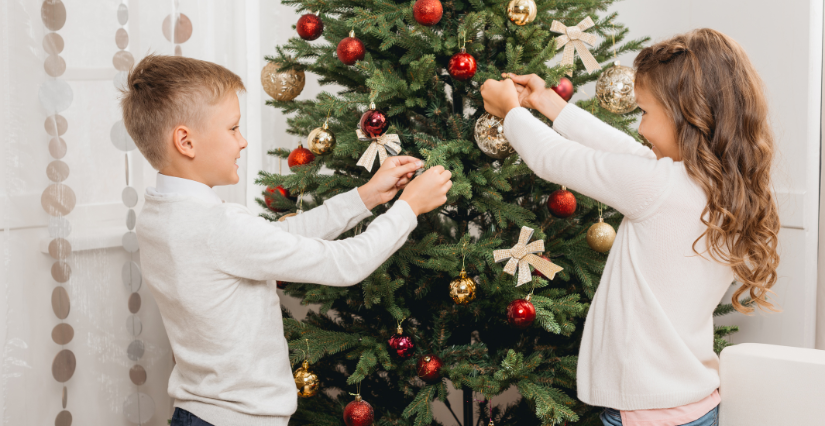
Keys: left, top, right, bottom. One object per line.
{"left": 600, "top": 405, "right": 719, "bottom": 426}
{"left": 170, "top": 408, "right": 214, "bottom": 426}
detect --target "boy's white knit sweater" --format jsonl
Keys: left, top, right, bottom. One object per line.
{"left": 503, "top": 105, "right": 734, "bottom": 410}
{"left": 137, "top": 178, "right": 418, "bottom": 426}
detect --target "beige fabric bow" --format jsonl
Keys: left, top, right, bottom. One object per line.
{"left": 551, "top": 16, "right": 601, "bottom": 76}
{"left": 494, "top": 226, "right": 563, "bottom": 286}
{"left": 355, "top": 129, "right": 402, "bottom": 172}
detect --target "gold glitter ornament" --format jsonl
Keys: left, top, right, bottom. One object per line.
{"left": 261, "top": 62, "right": 306, "bottom": 101}
{"left": 595, "top": 61, "right": 638, "bottom": 114}
{"left": 474, "top": 113, "right": 515, "bottom": 160}
{"left": 506, "top": 0, "right": 537, "bottom": 26}
{"left": 294, "top": 360, "right": 320, "bottom": 397}
{"left": 307, "top": 119, "right": 336, "bottom": 155}
{"left": 449, "top": 270, "right": 477, "bottom": 305}
{"left": 586, "top": 217, "right": 616, "bottom": 253}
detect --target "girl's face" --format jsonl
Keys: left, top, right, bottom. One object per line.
{"left": 635, "top": 85, "right": 681, "bottom": 161}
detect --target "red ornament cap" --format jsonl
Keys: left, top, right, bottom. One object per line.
{"left": 337, "top": 30, "right": 366, "bottom": 65}
{"left": 448, "top": 48, "right": 477, "bottom": 81}
{"left": 343, "top": 395, "right": 375, "bottom": 426}
{"left": 547, "top": 186, "right": 577, "bottom": 218}
{"left": 413, "top": 0, "right": 443, "bottom": 26}
{"left": 288, "top": 144, "right": 316, "bottom": 168}
{"left": 551, "top": 77, "right": 574, "bottom": 102}
{"left": 506, "top": 297, "right": 536, "bottom": 329}
{"left": 359, "top": 103, "right": 389, "bottom": 138}
{"left": 416, "top": 354, "right": 444, "bottom": 384}
{"left": 296, "top": 13, "right": 324, "bottom": 41}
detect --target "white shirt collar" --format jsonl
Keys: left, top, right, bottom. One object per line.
{"left": 151, "top": 173, "right": 223, "bottom": 205}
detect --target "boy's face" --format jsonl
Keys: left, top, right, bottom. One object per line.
{"left": 193, "top": 93, "right": 247, "bottom": 186}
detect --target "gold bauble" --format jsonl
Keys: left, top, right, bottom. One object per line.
{"left": 595, "top": 61, "right": 638, "bottom": 114}
{"left": 307, "top": 121, "right": 336, "bottom": 155}
{"left": 474, "top": 113, "right": 515, "bottom": 160}
{"left": 506, "top": 0, "right": 537, "bottom": 26}
{"left": 586, "top": 218, "right": 616, "bottom": 253}
{"left": 449, "top": 270, "right": 477, "bottom": 305}
{"left": 293, "top": 360, "right": 319, "bottom": 397}
{"left": 261, "top": 62, "right": 306, "bottom": 101}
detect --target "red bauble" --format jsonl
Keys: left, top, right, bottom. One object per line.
{"left": 344, "top": 396, "right": 375, "bottom": 426}
{"left": 416, "top": 354, "right": 443, "bottom": 384}
{"left": 296, "top": 13, "right": 324, "bottom": 41}
{"left": 448, "top": 49, "right": 477, "bottom": 80}
{"left": 388, "top": 327, "right": 414, "bottom": 358}
{"left": 507, "top": 298, "right": 536, "bottom": 329}
{"left": 413, "top": 0, "right": 443, "bottom": 26}
{"left": 547, "top": 186, "right": 577, "bottom": 218}
{"left": 264, "top": 185, "right": 290, "bottom": 212}
{"left": 276, "top": 281, "right": 287, "bottom": 289}
{"left": 551, "top": 77, "right": 574, "bottom": 102}
{"left": 288, "top": 144, "right": 315, "bottom": 168}
{"left": 359, "top": 105, "right": 389, "bottom": 138}
{"left": 337, "top": 31, "right": 365, "bottom": 65}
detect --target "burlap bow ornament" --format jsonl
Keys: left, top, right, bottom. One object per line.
{"left": 551, "top": 16, "right": 601, "bottom": 76}
{"left": 494, "top": 226, "right": 563, "bottom": 286}
{"left": 355, "top": 128, "right": 402, "bottom": 172}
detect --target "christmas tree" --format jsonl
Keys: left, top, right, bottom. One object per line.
{"left": 257, "top": 0, "right": 652, "bottom": 424}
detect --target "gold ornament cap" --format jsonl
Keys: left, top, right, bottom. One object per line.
{"left": 396, "top": 325, "right": 403, "bottom": 334}
{"left": 354, "top": 394, "right": 362, "bottom": 402}
{"left": 349, "top": 29, "right": 355, "bottom": 38}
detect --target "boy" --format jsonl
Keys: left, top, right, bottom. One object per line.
{"left": 121, "top": 55, "right": 452, "bottom": 426}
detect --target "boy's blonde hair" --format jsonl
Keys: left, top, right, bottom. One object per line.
{"left": 120, "top": 54, "right": 246, "bottom": 169}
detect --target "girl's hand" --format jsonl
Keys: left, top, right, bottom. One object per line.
{"left": 479, "top": 78, "right": 521, "bottom": 118}
{"left": 505, "top": 73, "right": 568, "bottom": 121}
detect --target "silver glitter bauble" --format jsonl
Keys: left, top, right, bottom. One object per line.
{"left": 595, "top": 61, "right": 638, "bottom": 114}
{"left": 474, "top": 113, "right": 515, "bottom": 160}
{"left": 261, "top": 62, "right": 305, "bottom": 101}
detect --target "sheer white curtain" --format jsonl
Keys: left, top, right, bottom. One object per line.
{"left": 0, "top": 0, "right": 269, "bottom": 424}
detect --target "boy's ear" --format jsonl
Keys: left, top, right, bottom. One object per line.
{"left": 172, "top": 125, "right": 196, "bottom": 159}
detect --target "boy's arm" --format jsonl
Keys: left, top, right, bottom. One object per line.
{"left": 272, "top": 188, "right": 372, "bottom": 240}
{"left": 209, "top": 200, "right": 417, "bottom": 285}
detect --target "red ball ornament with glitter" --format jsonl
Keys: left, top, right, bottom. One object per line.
{"left": 416, "top": 354, "right": 443, "bottom": 384}
{"left": 551, "top": 77, "right": 574, "bottom": 102}
{"left": 337, "top": 30, "right": 365, "bottom": 65}
{"left": 547, "top": 186, "right": 577, "bottom": 218}
{"left": 296, "top": 13, "right": 324, "bottom": 40}
{"left": 343, "top": 395, "right": 375, "bottom": 426}
{"left": 388, "top": 324, "right": 414, "bottom": 358}
{"left": 413, "top": 0, "right": 443, "bottom": 26}
{"left": 359, "top": 103, "right": 389, "bottom": 138}
{"left": 506, "top": 297, "right": 536, "bottom": 329}
{"left": 288, "top": 144, "right": 315, "bottom": 168}
{"left": 276, "top": 281, "right": 287, "bottom": 289}
{"left": 264, "top": 185, "right": 290, "bottom": 212}
{"left": 448, "top": 48, "right": 477, "bottom": 81}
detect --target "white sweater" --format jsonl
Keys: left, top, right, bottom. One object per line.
{"left": 502, "top": 106, "right": 734, "bottom": 410}
{"left": 137, "top": 177, "right": 418, "bottom": 426}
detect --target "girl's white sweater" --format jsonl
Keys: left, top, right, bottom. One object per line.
{"left": 502, "top": 105, "right": 734, "bottom": 410}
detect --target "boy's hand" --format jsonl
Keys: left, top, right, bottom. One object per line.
{"left": 399, "top": 165, "right": 452, "bottom": 216}
{"left": 358, "top": 156, "right": 424, "bottom": 210}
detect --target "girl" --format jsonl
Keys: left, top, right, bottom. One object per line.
{"left": 479, "top": 29, "right": 779, "bottom": 426}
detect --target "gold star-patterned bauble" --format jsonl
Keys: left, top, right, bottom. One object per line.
{"left": 261, "top": 62, "right": 305, "bottom": 101}
{"left": 449, "top": 270, "right": 477, "bottom": 305}
{"left": 506, "top": 0, "right": 537, "bottom": 26}
{"left": 595, "top": 61, "right": 638, "bottom": 114}
{"left": 307, "top": 119, "right": 336, "bottom": 155}
{"left": 474, "top": 113, "right": 515, "bottom": 160}
{"left": 294, "top": 360, "right": 320, "bottom": 397}
{"left": 586, "top": 218, "right": 616, "bottom": 253}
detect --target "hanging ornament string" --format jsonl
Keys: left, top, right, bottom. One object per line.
{"left": 550, "top": 16, "right": 600, "bottom": 76}
{"left": 474, "top": 397, "right": 495, "bottom": 425}
{"left": 493, "top": 226, "right": 563, "bottom": 286}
